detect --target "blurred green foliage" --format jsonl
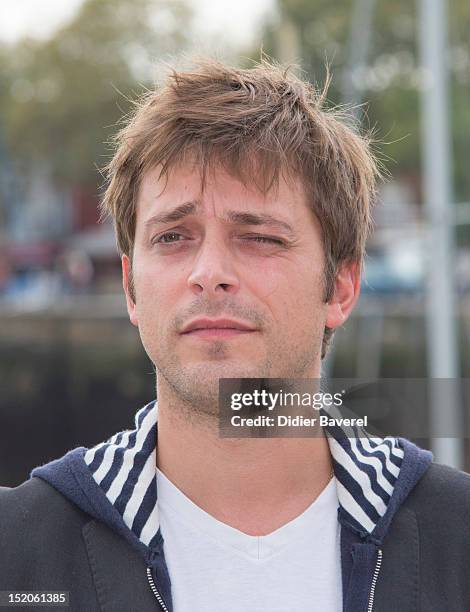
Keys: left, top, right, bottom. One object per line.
{"left": 1, "top": 0, "right": 469, "bottom": 208}
{"left": 255, "top": 0, "right": 470, "bottom": 204}
{"left": 1, "top": 0, "right": 193, "bottom": 188}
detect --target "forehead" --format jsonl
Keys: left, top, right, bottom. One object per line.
{"left": 135, "top": 162, "right": 309, "bottom": 224}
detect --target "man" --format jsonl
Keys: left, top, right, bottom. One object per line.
{"left": 1, "top": 57, "right": 470, "bottom": 612}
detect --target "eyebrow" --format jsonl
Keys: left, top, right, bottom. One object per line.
{"left": 224, "top": 211, "right": 295, "bottom": 236}
{"left": 143, "top": 201, "right": 295, "bottom": 236}
{"left": 144, "top": 201, "right": 198, "bottom": 226}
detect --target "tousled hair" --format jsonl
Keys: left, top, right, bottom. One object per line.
{"left": 101, "top": 56, "right": 380, "bottom": 359}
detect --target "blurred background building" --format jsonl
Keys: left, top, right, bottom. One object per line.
{"left": 1, "top": 0, "right": 470, "bottom": 485}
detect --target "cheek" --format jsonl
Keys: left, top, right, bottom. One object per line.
{"left": 267, "top": 262, "right": 326, "bottom": 325}
{"left": 133, "top": 266, "right": 169, "bottom": 324}
{"left": 243, "top": 251, "right": 317, "bottom": 296}
{"left": 254, "top": 255, "right": 322, "bottom": 299}
{"left": 244, "top": 260, "right": 284, "bottom": 299}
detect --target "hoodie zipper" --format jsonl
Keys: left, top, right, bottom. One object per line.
{"left": 145, "top": 549, "right": 384, "bottom": 612}
{"left": 146, "top": 567, "right": 170, "bottom": 612}
{"left": 366, "top": 548, "right": 383, "bottom": 612}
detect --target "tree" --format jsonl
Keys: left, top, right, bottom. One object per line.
{"left": 2, "top": 0, "right": 194, "bottom": 188}
{"left": 253, "top": 0, "right": 470, "bottom": 204}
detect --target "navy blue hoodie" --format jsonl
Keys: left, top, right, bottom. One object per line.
{"left": 31, "top": 400, "right": 433, "bottom": 612}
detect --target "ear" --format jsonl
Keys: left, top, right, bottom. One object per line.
{"left": 122, "top": 254, "right": 138, "bottom": 327}
{"left": 325, "top": 261, "right": 361, "bottom": 330}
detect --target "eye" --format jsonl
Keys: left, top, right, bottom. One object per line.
{"left": 242, "top": 235, "right": 286, "bottom": 246}
{"left": 153, "top": 232, "right": 185, "bottom": 244}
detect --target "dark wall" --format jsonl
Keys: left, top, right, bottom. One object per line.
{"left": 0, "top": 313, "right": 154, "bottom": 487}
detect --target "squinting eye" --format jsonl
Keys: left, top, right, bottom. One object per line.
{"left": 244, "top": 236, "right": 285, "bottom": 246}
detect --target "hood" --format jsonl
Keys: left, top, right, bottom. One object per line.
{"left": 31, "top": 399, "right": 433, "bottom": 557}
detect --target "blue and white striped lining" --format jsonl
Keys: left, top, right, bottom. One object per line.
{"left": 327, "top": 432, "right": 403, "bottom": 534}
{"left": 83, "top": 400, "right": 404, "bottom": 549}
{"left": 84, "top": 403, "right": 160, "bottom": 548}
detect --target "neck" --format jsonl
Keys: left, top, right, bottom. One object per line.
{"left": 156, "top": 382, "right": 334, "bottom": 536}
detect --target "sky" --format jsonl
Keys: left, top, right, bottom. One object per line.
{"left": 0, "top": 0, "right": 276, "bottom": 47}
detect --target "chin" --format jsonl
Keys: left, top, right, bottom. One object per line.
{"left": 180, "top": 364, "right": 248, "bottom": 383}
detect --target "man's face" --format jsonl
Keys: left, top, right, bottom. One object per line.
{"left": 123, "top": 163, "right": 352, "bottom": 410}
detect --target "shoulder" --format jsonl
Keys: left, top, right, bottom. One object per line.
{"left": 1, "top": 476, "right": 88, "bottom": 520}
{"left": 0, "top": 478, "right": 102, "bottom": 599}
{"left": 0, "top": 476, "right": 91, "bottom": 551}
{"left": 403, "top": 461, "right": 470, "bottom": 538}
{"left": 378, "top": 462, "right": 470, "bottom": 607}
{"left": 408, "top": 460, "right": 470, "bottom": 506}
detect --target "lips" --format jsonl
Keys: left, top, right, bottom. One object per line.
{"left": 181, "top": 318, "right": 257, "bottom": 334}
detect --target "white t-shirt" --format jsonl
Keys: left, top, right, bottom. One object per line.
{"left": 156, "top": 468, "right": 343, "bottom": 612}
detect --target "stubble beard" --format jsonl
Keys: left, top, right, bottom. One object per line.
{"left": 153, "top": 327, "right": 323, "bottom": 424}
{"left": 134, "top": 276, "right": 328, "bottom": 424}
{"left": 155, "top": 341, "right": 275, "bottom": 421}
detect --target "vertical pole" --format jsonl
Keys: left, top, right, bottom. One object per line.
{"left": 341, "top": 0, "right": 375, "bottom": 117}
{"left": 419, "top": 0, "right": 463, "bottom": 468}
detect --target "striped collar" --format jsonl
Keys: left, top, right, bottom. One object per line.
{"left": 83, "top": 400, "right": 404, "bottom": 550}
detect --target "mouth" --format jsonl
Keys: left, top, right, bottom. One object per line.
{"left": 180, "top": 318, "right": 258, "bottom": 340}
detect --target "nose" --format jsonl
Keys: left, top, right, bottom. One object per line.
{"left": 187, "top": 233, "right": 240, "bottom": 296}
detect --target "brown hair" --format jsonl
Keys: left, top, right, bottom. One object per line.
{"left": 101, "top": 56, "right": 380, "bottom": 359}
